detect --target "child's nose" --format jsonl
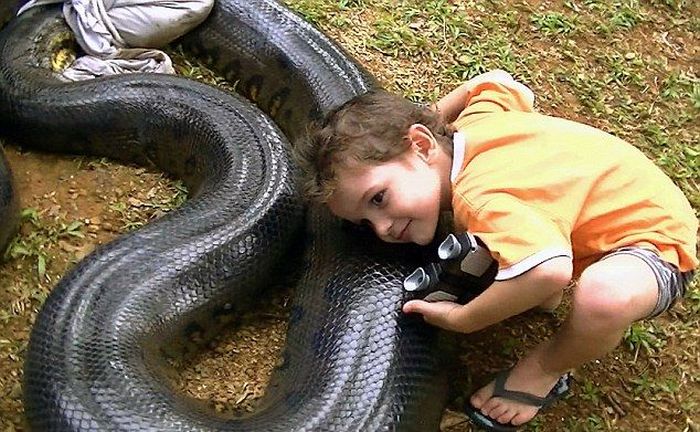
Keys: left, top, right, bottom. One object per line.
{"left": 373, "top": 217, "right": 393, "bottom": 238}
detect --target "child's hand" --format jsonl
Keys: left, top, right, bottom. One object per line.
{"left": 402, "top": 299, "right": 470, "bottom": 333}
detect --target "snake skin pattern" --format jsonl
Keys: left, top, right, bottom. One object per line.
{"left": 0, "top": 0, "right": 450, "bottom": 430}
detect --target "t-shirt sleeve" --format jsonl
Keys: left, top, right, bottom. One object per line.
{"left": 453, "top": 70, "right": 536, "bottom": 124}
{"left": 456, "top": 195, "right": 573, "bottom": 281}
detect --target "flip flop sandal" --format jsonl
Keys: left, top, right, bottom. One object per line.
{"left": 464, "top": 369, "right": 572, "bottom": 431}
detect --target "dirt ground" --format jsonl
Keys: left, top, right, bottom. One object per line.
{"left": 1, "top": 0, "right": 698, "bottom": 431}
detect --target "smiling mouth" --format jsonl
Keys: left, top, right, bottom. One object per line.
{"left": 398, "top": 221, "right": 411, "bottom": 241}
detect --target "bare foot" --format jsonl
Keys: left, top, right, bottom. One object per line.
{"left": 470, "top": 358, "right": 565, "bottom": 426}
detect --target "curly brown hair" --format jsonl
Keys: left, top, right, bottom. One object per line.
{"left": 294, "top": 89, "right": 454, "bottom": 203}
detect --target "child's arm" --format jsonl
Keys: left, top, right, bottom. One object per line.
{"left": 432, "top": 69, "right": 516, "bottom": 123}
{"left": 402, "top": 256, "right": 572, "bottom": 333}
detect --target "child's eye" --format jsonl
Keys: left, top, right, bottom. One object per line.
{"left": 370, "top": 190, "right": 385, "bottom": 206}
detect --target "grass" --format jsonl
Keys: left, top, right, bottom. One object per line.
{"left": 108, "top": 178, "right": 187, "bottom": 231}
{"left": 531, "top": 11, "right": 579, "bottom": 35}
{"left": 624, "top": 322, "right": 666, "bottom": 361}
{"left": 3, "top": 208, "right": 84, "bottom": 282}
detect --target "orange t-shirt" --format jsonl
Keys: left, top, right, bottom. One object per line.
{"left": 450, "top": 71, "right": 698, "bottom": 280}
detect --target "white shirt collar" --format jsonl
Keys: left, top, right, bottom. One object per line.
{"left": 450, "top": 131, "right": 466, "bottom": 183}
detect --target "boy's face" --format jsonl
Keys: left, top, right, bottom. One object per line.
{"left": 327, "top": 129, "right": 450, "bottom": 245}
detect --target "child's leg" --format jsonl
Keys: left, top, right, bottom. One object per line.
{"left": 537, "top": 290, "right": 564, "bottom": 312}
{"left": 471, "top": 251, "right": 665, "bottom": 427}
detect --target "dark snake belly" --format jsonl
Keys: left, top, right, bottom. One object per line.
{"left": 0, "top": 0, "right": 449, "bottom": 430}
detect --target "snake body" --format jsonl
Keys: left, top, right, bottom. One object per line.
{"left": 0, "top": 1, "right": 449, "bottom": 430}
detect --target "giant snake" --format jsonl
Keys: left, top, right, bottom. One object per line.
{"left": 0, "top": 0, "right": 452, "bottom": 430}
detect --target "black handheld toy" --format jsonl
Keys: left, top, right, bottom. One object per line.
{"left": 403, "top": 232, "right": 498, "bottom": 304}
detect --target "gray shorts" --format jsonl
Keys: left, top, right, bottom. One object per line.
{"left": 600, "top": 247, "right": 694, "bottom": 319}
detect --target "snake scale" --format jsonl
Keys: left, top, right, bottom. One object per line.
{"left": 0, "top": 0, "right": 451, "bottom": 430}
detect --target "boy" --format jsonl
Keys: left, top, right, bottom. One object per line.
{"left": 294, "top": 70, "right": 698, "bottom": 430}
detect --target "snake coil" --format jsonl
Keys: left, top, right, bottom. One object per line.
{"left": 0, "top": 0, "right": 450, "bottom": 430}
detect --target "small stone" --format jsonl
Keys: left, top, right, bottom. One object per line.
{"left": 128, "top": 197, "right": 142, "bottom": 207}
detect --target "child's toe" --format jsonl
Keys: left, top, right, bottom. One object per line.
{"left": 495, "top": 408, "right": 516, "bottom": 425}
{"left": 469, "top": 383, "right": 494, "bottom": 409}
{"left": 488, "top": 403, "right": 510, "bottom": 421}
{"left": 480, "top": 397, "right": 501, "bottom": 416}
{"left": 510, "top": 409, "right": 537, "bottom": 426}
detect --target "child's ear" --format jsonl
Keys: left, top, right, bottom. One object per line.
{"left": 407, "top": 124, "right": 437, "bottom": 161}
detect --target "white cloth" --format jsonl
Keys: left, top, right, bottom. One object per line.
{"left": 18, "top": 0, "right": 214, "bottom": 81}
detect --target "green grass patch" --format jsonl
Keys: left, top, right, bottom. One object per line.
{"left": 3, "top": 208, "right": 84, "bottom": 281}
{"left": 624, "top": 322, "right": 666, "bottom": 361}
{"left": 531, "top": 12, "right": 578, "bottom": 35}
